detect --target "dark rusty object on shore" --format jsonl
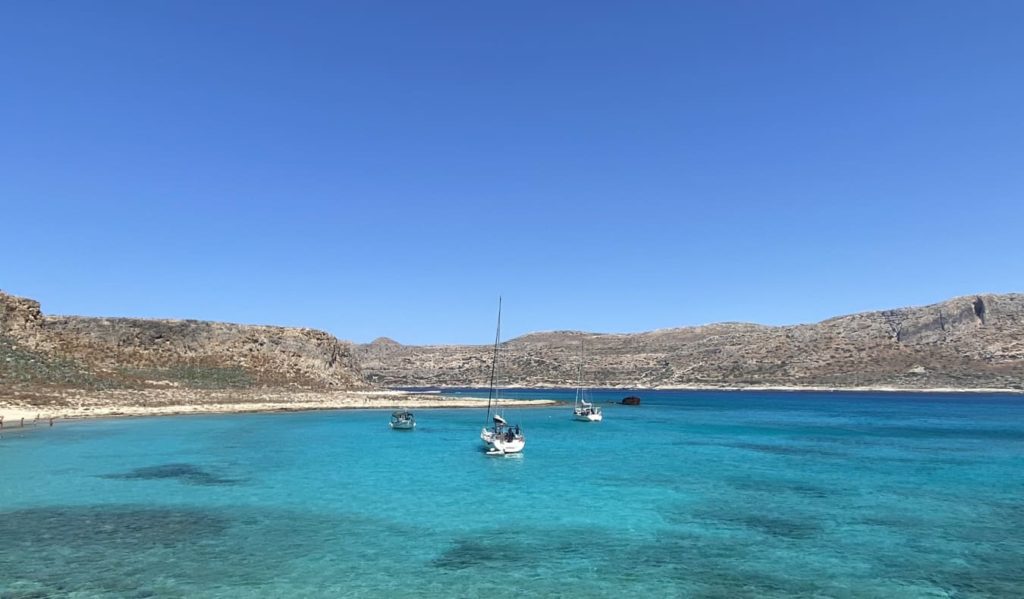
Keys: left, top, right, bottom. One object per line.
{"left": 621, "top": 396, "right": 641, "bottom": 406}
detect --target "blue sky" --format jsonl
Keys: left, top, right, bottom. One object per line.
{"left": 1, "top": 1, "right": 1021, "bottom": 344}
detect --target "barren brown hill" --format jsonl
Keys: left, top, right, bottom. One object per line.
{"left": 1, "top": 291, "right": 368, "bottom": 400}
{"left": 356, "top": 294, "right": 1024, "bottom": 390}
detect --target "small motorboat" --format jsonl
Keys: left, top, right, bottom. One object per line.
{"left": 389, "top": 410, "right": 416, "bottom": 430}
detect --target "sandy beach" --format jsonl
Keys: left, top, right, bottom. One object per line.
{"left": 3, "top": 384, "right": 1019, "bottom": 430}
{"left": 0, "top": 388, "right": 559, "bottom": 426}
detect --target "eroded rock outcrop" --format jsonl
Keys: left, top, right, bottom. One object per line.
{"left": 1, "top": 290, "right": 368, "bottom": 395}
{"left": 0, "top": 293, "right": 44, "bottom": 337}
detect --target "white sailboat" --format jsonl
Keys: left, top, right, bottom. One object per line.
{"left": 480, "top": 298, "right": 525, "bottom": 455}
{"left": 573, "top": 339, "right": 603, "bottom": 422}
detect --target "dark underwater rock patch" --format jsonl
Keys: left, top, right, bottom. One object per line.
{"left": 726, "top": 476, "right": 836, "bottom": 499}
{"left": 0, "top": 505, "right": 231, "bottom": 550}
{"left": 731, "top": 442, "right": 847, "bottom": 458}
{"left": 692, "top": 505, "right": 824, "bottom": 540}
{"left": 432, "top": 539, "right": 508, "bottom": 570}
{"left": 871, "top": 531, "right": 1024, "bottom": 598}
{"left": 673, "top": 437, "right": 849, "bottom": 459}
{"left": 0, "top": 505, "right": 235, "bottom": 596}
{"left": 738, "top": 514, "right": 822, "bottom": 539}
{"left": 431, "top": 527, "right": 602, "bottom": 571}
{"left": 101, "top": 463, "right": 239, "bottom": 485}
{"left": 874, "top": 425, "right": 1024, "bottom": 442}
{"left": 0, "top": 503, "right": 436, "bottom": 596}
{"left": 431, "top": 535, "right": 549, "bottom": 571}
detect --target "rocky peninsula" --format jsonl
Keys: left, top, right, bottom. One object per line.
{"left": 0, "top": 291, "right": 550, "bottom": 422}
{"left": 2, "top": 290, "right": 1021, "bottom": 423}
{"left": 357, "top": 294, "right": 1024, "bottom": 392}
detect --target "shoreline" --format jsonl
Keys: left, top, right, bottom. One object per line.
{"left": 3, "top": 382, "right": 1021, "bottom": 429}
{"left": 651, "top": 385, "right": 1024, "bottom": 395}
{"left": 401, "top": 384, "right": 1024, "bottom": 395}
{"left": 0, "top": 389, "right": 560, "bottom": 426}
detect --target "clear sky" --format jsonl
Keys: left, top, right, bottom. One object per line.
{"left": 2, "top": 1, "right": 1022, "bottom": 345}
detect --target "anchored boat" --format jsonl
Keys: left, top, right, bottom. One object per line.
{"left": 389, "top": 410, "right": 415, "bottom": 430}
{"left": 572, "top": 339, "right": 603, "bottom": 422}
{"left": 479, "top": 298, "right": 525, "bottom": 455}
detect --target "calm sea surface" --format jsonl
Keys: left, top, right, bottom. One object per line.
{"left": 2, "top": 390, "right": 1022, "bottom": 598}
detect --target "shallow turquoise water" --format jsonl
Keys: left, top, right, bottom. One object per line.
{"left": 2, "top": 390, "right": 1022, "bottom": 597}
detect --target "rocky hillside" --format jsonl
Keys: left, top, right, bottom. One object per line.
{"left": 4, "top": 291, "right": 1021, "bottom": 398}
{"left": 356, "top": 294, "right": 1024, "bottom": 390}
{"left": 1, "top": 291, "right": 368, "bottom": 398}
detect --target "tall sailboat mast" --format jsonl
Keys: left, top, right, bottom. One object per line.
{"left": 575, "top": 338, "right": 584, "bottom": 409}
{"left": 572, "top": 336, "right": 603, "bottom": 422}
{"left": 479, "top": 296, "right": 525, "bottom": 452}
{"left": 485, "top": 297, "right": 502, "bottom": 423}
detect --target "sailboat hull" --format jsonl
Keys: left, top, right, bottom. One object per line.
{"left": 481, "top": 428, "right": 525, "bottom": 454}
{"left": 573, "top": 411, "right": 603, "bottom": 422}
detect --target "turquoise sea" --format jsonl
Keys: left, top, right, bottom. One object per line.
{"left": 2, "top": 390, "right": 1023, "bottom": 598}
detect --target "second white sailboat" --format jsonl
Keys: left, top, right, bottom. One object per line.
{"left": 573, "top": 339, "right": 603, "bottom": 422}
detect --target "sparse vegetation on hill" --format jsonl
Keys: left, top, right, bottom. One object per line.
{"left": 356, "top": 294, "right": 1024, "bottom": 391}
{"left": 3, "top": 291, "right": 1022, "bottom": 406}
{"left": 0, "top": 291, "right": 369, "bottom": 404}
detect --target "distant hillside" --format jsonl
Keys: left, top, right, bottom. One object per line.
{"left": 4, "top": 291, "right": 1022, "bottom": 399}
{"left": 1, "top": 291, "right": 368, "bottom": 399}
{"left": 356, "top": 294, "right": 1024, "bottom": 390}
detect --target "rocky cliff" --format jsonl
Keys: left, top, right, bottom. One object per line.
{"left": 1, "top": 291, "right": 368, "bottom": 398}
{"left": 356, "top": 294, "right": 1024, "bottom": 390}
{"left": 4, "top": 291, "right": 1022, "bottom": 398}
